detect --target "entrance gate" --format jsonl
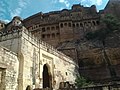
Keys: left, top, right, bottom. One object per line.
{"left": 43, "top": 64, "right": 52, "bottom": 89}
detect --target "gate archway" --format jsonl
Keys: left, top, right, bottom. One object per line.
{"left": 43, "top": 64, "right": 52, "bottom": 88}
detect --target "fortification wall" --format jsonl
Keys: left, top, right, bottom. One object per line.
{"left": 20, "top": 29, "right": 78, "bottom": 89}
{"left": 0, "top": 46, "right": 19, "bottom": 90}
{"left": 23, "top": 4, "right": 100, "bottom": 47}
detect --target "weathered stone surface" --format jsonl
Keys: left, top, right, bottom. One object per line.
{"left": 0, "top": 17, "right": 78, "bottom": 90}
{"left": 0, "top": 46, "right": 19, "bottom": 90}
{"left": 23, "top": 4, "right": 100, "bottom": 47}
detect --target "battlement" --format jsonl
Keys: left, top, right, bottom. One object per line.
{"left": 23, "top": 4, "right": 98, "bottom": 27}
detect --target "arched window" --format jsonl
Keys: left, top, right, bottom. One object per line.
{"left": 76, "top": 23, "right": 79, "bottom": 27}
{"left": 42, "top": 34, "right": 45, "bottom": 38}
{"left": 68, "top": 23, "right": 71, "bottom": 27}
{"left": 80, "top": 23, "right": 83, "bottom": 27}
{"left": 42, "top": 27, "right": 45, "bottom": 32}
{"left": 47, "top": 27, "right": 50, "bottom": 30}
{"left": 52, "top": 33, "right": 55, "bottom": 38}
{"left": 96, "top": 21, "right": 100, "bottom": 25}
{"left": 47, "top": 34, "right": 50, "bottom": 38}
{"left": 64, "top": 23, "right": 67, "bottom": 26}
{"left": 51, "top": 26, "right": 55, "bottom": 30}
{"left": 60, "top": 23, "right": 63, "bottom": 28}
{"left": 56, "top": 33, "right": 60, "bottom": 36}
{"left": 93, "top": 21, "right": 96, "bottom": 26}
{"left": 72, "top": 23, "right": 75, "bottom": 27}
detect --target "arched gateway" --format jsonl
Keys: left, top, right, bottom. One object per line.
{"left": 43, "top": 64, "right": 52, "bottom": 89}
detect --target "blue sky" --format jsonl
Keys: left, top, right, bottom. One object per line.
{"left": 0, "top": 0, "right": 109, "bottom": 22}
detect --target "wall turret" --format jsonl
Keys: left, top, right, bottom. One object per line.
{"left": 0, "top": 20, "right": 6, "bottom": 30}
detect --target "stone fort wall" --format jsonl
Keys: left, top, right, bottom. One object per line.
{"left": 0, "top": 46, "right": 19, "bottom": 90}
{"left": 0, "top": 21, "right": 78, "bottom": 90}
{"left": 23, "top": 4, "right": 100, "bottom": 47}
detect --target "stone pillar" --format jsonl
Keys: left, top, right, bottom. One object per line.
{"left": 17, "top": 52, "right": 24, "bottom": 90}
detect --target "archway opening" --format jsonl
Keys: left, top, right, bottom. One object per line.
{"left": 43, "top": 64, "right": 52, "bottom": 88}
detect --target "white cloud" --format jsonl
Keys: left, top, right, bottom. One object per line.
{"left": 10, "top": 0, "right": 28, "bottom": 18}
{"left": 81, "top": 0, "right": 103, "bottom": 6}
{"left": 11, "top": 8, "right": 22, "bottom": 18}
{"left": 96, "top": 0, "right": 102, "bottom": 6}
{"left": 59, "top": 0, "right": 70, "bottom": 8}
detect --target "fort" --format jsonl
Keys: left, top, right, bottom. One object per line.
{"left": 0, "top": 0, "right": 120, "bottom": 90}
{"left": 0, "top": 17, "right": 78, "bottom": 90}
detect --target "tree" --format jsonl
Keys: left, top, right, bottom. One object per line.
{"left": 75, "top": 75, "right": 92, "bottom": 88}
{"left": 85, "top": 14, "right": 120, "bottom": 81}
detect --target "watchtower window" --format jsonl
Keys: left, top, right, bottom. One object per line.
{"left": 80, "top": 23, "right": 83, "bottom": 27}
{"left": 66, "top": 72, "right": 68, "bottom": 76}
{"left": 64, "top": 23, "right": 67, "bottom": 26}
{"left": 42, "top": 34, "right": 45, "bottom": 38}
{"left": 47, "top": 27, "right": 50, "bottom": 30}
{"left": 93, "top": 21, "right": 96, "bottom": 26}
{"left": 68, "top": 23, "right": 71, "bottom": 27}
{"left": 56, "top": 33, "right": 60, "bottom": 36}
{"left": 47, "top": 34, "right": 50, "bottom": 38}
{"left": 96, "top": 21, "right": 100, "bottom": 25}
{"left": 42, "top": 28, "right": 45, "bottom": 32}
{"left": 76, "top": 23, "right": 79, "bottom": 27}
{"left": 60, "top": 23, "right": 63, "bottom": 28}
{"left": 1, "top": 24, "right": 4, "bottom": 27}
{"left": 51, "top": 27, "right": 55, "bottom": 30}
{"left": 72, "top": 24, "right": 75, "bottom": 27}
{"left": 52, "top": 33, "right": 55, "bottom": 38}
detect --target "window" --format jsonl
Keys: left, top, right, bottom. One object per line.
{"left": 64, "top": 23, "right": 67, "bottom": 26}
{"left": 56, "top": 33, "right": 60, "bottom": 35}
{"left": 51, "top": 27, "right": 55, "bottom": 30}
{"left": 76, "top": 23, "right": 79, "bottom": 27}
{"left": 60, "top": 23, "right": 63, "bottom": 28}
{"left": 47, "top": 27, "right": 50, "bottom": 30}
{"left": 66, "top": 72, "right": 68, "bottom": 76}
{"left": 93, "top": 21, "right": 96, "bottom": 26}
{"left": 47, "top": 34, "right": 50, "bottom": 38}
{"left": 72, "top": 23, "right": 75, "bottom": 27}
{"left": 96, "top": 21, "right": 100, "bottom": 25}
{"left": 68, "top": 23, "right": 71, "bottom": 27}
{"left": 42, "top": 27, "right": 45, "bottom": 32}
{"left": 42, "top": 34, "right": 45, "bottom": 38}
{"left": 52, "top": 33, "right": 55, "bottom": 38}
{"left": 1, "top": 24, "right": 4, "bottom": 27}
{"left": 80, "top": 23, "right": 83, "bottom": 27}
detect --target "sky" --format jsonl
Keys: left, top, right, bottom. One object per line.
{"left": 0, "top": 0, "right": 109, "bottom": 22}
